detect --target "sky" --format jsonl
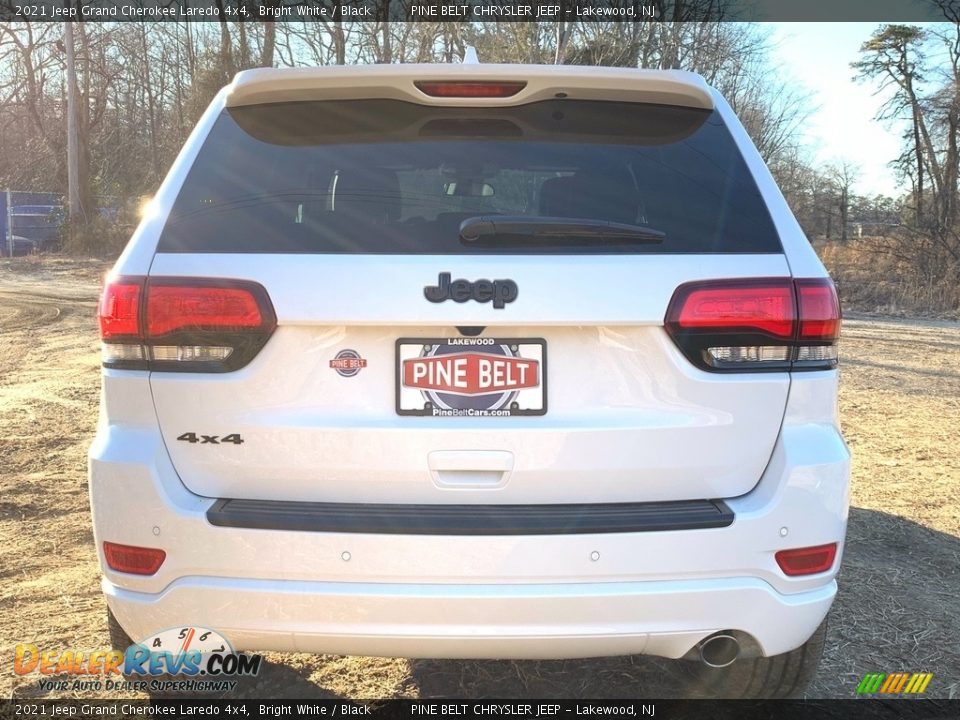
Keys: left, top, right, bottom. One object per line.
{"left": 762, "top": 22, "right": 919, "bottom": 198}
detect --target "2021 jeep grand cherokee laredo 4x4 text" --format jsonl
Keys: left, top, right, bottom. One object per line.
{"left": 90, "top": 64, "right": 848, "bottom": 698}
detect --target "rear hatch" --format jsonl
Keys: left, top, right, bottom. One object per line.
{"left": 142, "top": 80, "right": 793, "bottom": 505}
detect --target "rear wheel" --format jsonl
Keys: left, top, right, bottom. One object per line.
{"left": 680, "top": 618, "right": 828, "bottom": 698}
{"left": 106, "top": 607, "right": 134, "bottom": 652}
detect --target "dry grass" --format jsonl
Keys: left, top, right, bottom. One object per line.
{"left": 817, "top": 239, "right": 960, "bottom": 320}
{"left": 1, "top": 257, "right": 958, "bottom": 700}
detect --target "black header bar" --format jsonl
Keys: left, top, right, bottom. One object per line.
{"left": 0, "top": 0, "right": 953, "bottom": 23}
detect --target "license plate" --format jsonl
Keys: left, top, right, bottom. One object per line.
{"left": 396, "top": 337, "right": 547, "bottom": 417}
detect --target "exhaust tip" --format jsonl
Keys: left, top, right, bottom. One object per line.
{"left": 699, "top": 632, "right": 740, "bottom": 668}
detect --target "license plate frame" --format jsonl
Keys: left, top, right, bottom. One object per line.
{"left": 396, "top": 337, "right": 547, "bottom": 417}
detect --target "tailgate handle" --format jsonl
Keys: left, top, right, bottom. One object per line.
{"left": 428, "top": 451, "right": 514, "bottom": 472}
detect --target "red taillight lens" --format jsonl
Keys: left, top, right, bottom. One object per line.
{"left": 146, "top": 285, "right": 265, "bottom": 337}
{"left": 98, "top": 280, "right": 142, "bottom": 340}
{"left": 103, "top": 541, "right": 166, "bottom": 575}
{"left": 665, "top": 277, "right": 841, "bottom": 372}
{"left": 775, "top": 543, "right": 838, "bottom": 576}
{"left": 668, "top": 280, "right": 796, "bottom": 340}
{"left": 414, "top": 81, "right": 527, "bottom": 98}
{"left": 98, "top": 277, "right": 276, "bottom": 372}
{"left": 796, "top": 278, "right": 842, "bottom": 341}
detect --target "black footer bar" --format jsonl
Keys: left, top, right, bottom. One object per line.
{"left": 3, "top": 699, "right": 957, "bottom": 720}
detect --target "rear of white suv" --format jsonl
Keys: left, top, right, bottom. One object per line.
{"left": 89, "top": 64, "right": 849, "bottom": 698}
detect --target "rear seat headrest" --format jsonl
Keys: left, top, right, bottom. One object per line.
{"left": 539, "top": 170, "right": 641, "bottom": 225}
{"left": 333, "top": 168, "right": 401, "bottom": 222}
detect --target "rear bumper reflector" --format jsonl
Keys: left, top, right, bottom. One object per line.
{"left": 103, "top": 541, "right": 166, "bottom": 575}
{"left": 206, "top": 499, "right": 734, "bottom": 535}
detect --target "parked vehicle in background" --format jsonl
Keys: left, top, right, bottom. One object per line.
{"left": 0, "top": 235, "right": 37, "bottom": 257}
{"left": 7, "top": 204, "right": 64, "bottom": 253}
{"left": 91, "top": 63, "right": 849, "bottom": 698}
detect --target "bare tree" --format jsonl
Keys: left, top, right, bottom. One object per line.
{"left": 853, "top": 25, "right": 937, "bottom": 223}
{"left": 0, "top": 19, "right": 828, "bottom": 257}
{"left": 829, "top": 160, "right": 860, "bottom": 243}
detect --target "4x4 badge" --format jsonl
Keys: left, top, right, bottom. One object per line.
{"left": 424, "top": 272, "right": 518, "bottom": 309}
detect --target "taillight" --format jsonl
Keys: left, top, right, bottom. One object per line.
{"left": 795, "top": 279, "right": 842, "bottom": 340}
{"left": 98, "top": 282, "right": 142, "bottom": 340}
{"left": 103, "top": 541, "right": 166, "bottom": 575}
{"left": 97, "top": 276, "right": 276, "bottom": 372}
{"left": 414, "top": 81, "right": 526, "bottom": 98}
{"left": 665, "top": 278, "right": 841, "bottom": 372}
{"left": 775, "top": 543, "right": 838, "bottom": 576}
{"left": 146, "top": 285, "right": 265, "bottom": 336}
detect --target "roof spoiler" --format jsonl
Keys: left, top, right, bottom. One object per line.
{"left": 225, "top": 64, "right": 714, "bottom": 111}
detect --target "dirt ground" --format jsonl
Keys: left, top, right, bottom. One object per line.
{"left": 1, "top": 256, "right": 958, "bottom": 700}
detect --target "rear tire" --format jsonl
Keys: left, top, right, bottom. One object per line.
{"left": 106, "top": 607, "right": 134, "bottom": 652}
{"left": 679, "top": 617, "right": 828, "bottom": 698}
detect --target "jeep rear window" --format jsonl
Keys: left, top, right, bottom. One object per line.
{"left": 157, "top": 99, "right": 782, "bottom": 255}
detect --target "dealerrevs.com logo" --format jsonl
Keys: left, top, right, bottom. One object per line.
{"left": 14, "top": 626, "right": 261, "bottom": 694}
{"left": 856, "top": 672, "right": 933, "bottom": 696}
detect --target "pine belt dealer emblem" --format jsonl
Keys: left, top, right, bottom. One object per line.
{"left": 330, "top": 349, "right": 368, "bottom": 377}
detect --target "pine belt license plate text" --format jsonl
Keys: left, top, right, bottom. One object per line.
{"left": 396, "top": 338, "right": 547, "bottom": 417}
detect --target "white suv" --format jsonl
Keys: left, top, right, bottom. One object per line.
{"left": 90, "top": 64, "right": 849, "bottom": 698}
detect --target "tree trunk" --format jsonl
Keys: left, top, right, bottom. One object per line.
{"left": 64, "top": 19, "right": 91, "bottom": 226}
{"left": 260, "top": 21, "right": 276, "bottom": 67}
{"left": 913, "top": 110, "right": 924, "bottom": 219}
{"left": 215, "top": 7, "right": 234, "bottom": 76}
{"left": 334, "top": 21, "right": 346, "bottom": 64}
{"left": 76, "top": 23, "right": 95, "bottom": 214}
{"left": 65, "top": 21, "right": 82, "bottom": 223}
{"left": 381, "top": 21, "right": 392, "bottom": 63}
{"left": 139, "top": 23, "right": 160, "bottom": 181}
{"left": 554, "top": 21, "right": 568, "bottom": 65}
{"left": 238, "top": 21, "right": 249, "bottom": 69}
{"left": 840, "top": 188, "right": 849, "bottom": 243}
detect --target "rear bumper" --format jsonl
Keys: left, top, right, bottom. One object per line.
{"left": 90, "top": 372, "right": 850, "bottom": 660}
{"left": 103, "top": 575, "right": 835, "bottom": 660}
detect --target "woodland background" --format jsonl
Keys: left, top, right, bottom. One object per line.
{"left": 1, "top": 7, "right": 959, "bottom": 314}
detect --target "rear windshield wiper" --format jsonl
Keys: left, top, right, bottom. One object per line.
{"left": 459, "top": 215, "right": 666, "bottom": 246}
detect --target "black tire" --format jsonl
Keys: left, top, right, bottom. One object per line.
{"left": 679, "top": 617, "right": 828, "bottom": 699}
{"left": 107, "top": 607, "right": 134, "bottom": 652}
